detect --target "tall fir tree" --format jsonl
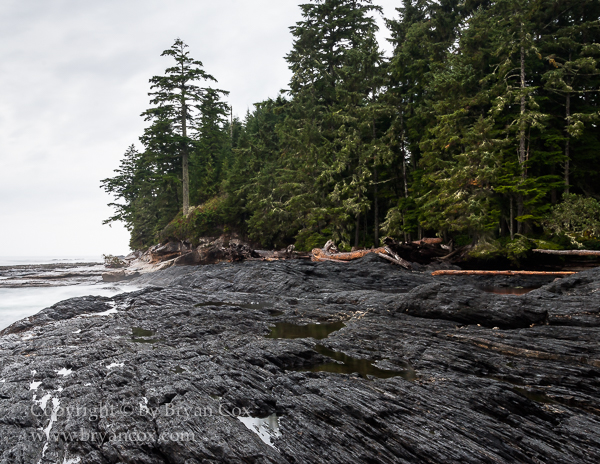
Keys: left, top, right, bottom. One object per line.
{"left": 283, "top": 0, "right": 386, "bottom": 249}
{"left": 145, "top": 38, "right": 221, "bottom": 216}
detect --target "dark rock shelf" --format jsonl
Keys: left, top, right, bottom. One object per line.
{"left": 0, "top": 255, "right": 599, "bottom": 463}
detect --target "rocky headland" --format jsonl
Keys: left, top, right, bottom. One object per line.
{"left": 0, "top": 255, "right": 599, "bottom": 463}
{"left": 0, "top": 262, "right": 108, "bottom": 288}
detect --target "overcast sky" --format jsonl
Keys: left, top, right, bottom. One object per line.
{"left": 0, "top": 0, "right": 400, "bottom": 257}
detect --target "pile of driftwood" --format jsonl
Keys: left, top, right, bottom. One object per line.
{"left": 311, "top": 238, "right": 446, "bottom": 269}
{"left": 310, "top": 239, "right": 600, "bottom": 276}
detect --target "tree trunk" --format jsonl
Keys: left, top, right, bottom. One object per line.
{"left": 355, "top": 214, "right": 360, "bottom": 249}
{"left": 432, "top": 270, "right": 576, "bottom": 277}
{"left": 517, "top": 197, "right": 523, "bottom": 235}
{"left": 363, "top": 213, "right": 367, "bottom": 249}
{"left": 501, "top": 216, "right": 508, "bottom": 237}
{"left": 373, "top": 166, "right": 379, "bottom": 246}
{"left": 550, "top": 166, "right": 557, "bottom": 204}
{"left": 400, "top": 112, "right": 409, "bottom": 242}
{"left": 509, "top": 197, "right": 514, "bottom": 240}
{"left": 520, "top": 44, "right": 526, "bottom": 167}
{"left": 181, "top": 83, "right": 189, "bottom": 217}
{"left": 565, "top": 91, "right": 571, "bottom": 194}
{"left": 400, "top": 113, "right": 409, "bottom": 198}
{"left": 517, "top": 36, "right": 526, "bottom": 235}
{"left": 182, "top": 152, "right": 189, "bottom": 217}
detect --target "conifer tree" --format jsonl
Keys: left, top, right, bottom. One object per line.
{"left": 385, "top": 0, "right": 466, "bottom": 240}
{"left": 102, "top": 2, "right": 600, "bottom": 254}
{"left": 283, "top": 0, "right": 385, "bottom": 249}
{"left": 541, "top": 0, "right": 600, "bottom": 195}
{"left": 145, "top": 38, "right": 220, "bottom": 216}
{"left": 191, "top": 87, "right": 230, "bottom": 205}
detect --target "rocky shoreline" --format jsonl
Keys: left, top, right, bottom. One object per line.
{"left": 0, "top": 255, "right": 599, "bottom": 463}
{"left": 0, "top": 262, "right": 107, "bottom": 288}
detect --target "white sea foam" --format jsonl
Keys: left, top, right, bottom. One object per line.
{"left": 0, "top": 284, "right": 140, "bottom": 331}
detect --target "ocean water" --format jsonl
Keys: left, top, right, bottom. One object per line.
{"left": 0, "top": 256, "right": 138, "bottom": 331}
{"left": 0, "top": 256, "right": 103, "bottom": 266}
{"left": 0, "top": 285, "right": 140, "bottom": 331}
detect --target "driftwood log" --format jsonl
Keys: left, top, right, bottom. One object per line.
{"left": 383, "top": 246, "right": 412, "bottom": 269}
{"left": 312, "top": 245, "right": 413, "bottom": 269}
{"left": 312, "top": 247, "right": 387, "bottom": 262}
{"left": 383, "top": 237, "right": 450, "bottom": 264}
{"left": 533, "top": 249, "right": 600, "bottom": 256}
{"left": 377, "top": 253, "right": 413, "bottom": 269}
{"left": 412, "top": 238, "right": 443, "bottom": 245}
{"left": 431, "top": 270, "right": 577, "bottom": 277}
{"left": 312, "top": 238, "right": 451, "bottom": 268}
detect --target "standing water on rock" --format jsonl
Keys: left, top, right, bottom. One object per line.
{"left": 0, "top": 256, "right": 139, "bottom": 330}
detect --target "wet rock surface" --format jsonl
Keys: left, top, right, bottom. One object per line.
{"left": 0, "top": 255, "right": 599, "bottom": 463}
{"left": 0, "top": 262, "right": 106, "bottom": 288}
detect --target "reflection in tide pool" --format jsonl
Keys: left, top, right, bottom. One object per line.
{"left": 479, "top": 286, "right": 541, "bottom": 295}
{"left": 0, "top": 285, "right": 140, "bottom": 331}
{"left": 267, "top": 321, "right": 345, "bottom": 340}
{"left": 238, "top": 414, "right": 281, "bottom": 448}
{"left": 302, "top": 345, "right": 417, "bottom": 380}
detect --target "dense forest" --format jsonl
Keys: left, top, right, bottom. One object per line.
{"left": 102, "top": 0, "right": 600, "bottom": 258}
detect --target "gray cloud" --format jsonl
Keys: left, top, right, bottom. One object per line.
{"left": 0, "top": 0, "right": 399, "bottom": 256}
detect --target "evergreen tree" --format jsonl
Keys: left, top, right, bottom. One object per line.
{"left": 283, "top": 0, "right": 386, "bottom": 249}
{"left": 385, "top": 0, "right": 466, "bottom": 240}
{"left": 541, "top": 0, "right": 600, "bottom": 195}
{"left": 102, "top": 1, "right": 600, "bottom": 255}
{"left": 191, "top": 87, "right": 230, "bottom": 205}
{"left": 145, "top": 38, "right": 222, "bottom": 216}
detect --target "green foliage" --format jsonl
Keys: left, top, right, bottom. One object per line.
{"left": 454, "top": 235, "right": 472, "bottom": 248}
{"left": 468, "top": 238, "right": 504, "bottom": 260}
{"left": 103, "top": 254, "right": 127, "bottom": 268}
{"left": 504, "top": 236, "right": 535, "bottom": 263}
{"left": 468, "top": 236, "right": 534, "bottom": 264}
{"left": 294, "top": 229, "right": 333, "bottom": 252}
{"left": 102, "top": 39, "right": 229, "bottom": 249}
{"left": 544, "top": 193, "right": 600, "bottom": 241}
{"left": 531, "top": 238, "right": 563, "bottom": 251}
{"left": 159, "top": 196, "right": 228, "bottom": 245}
{"left": 103, "top": 2, "right": 600, "bottom": 255}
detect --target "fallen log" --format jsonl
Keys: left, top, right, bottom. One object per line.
{"left": 312, "top": 247, "right": 387, "bottom": 262}
{"left": 383, "top": 247, "right": 412, "bottom": 269}
{"left": 532, "top": 249, "right": 600, "bottom": 256}
{"left": 438, "top": 245, "right": 469, "bottom": 261}
{"left": 312, "top": 256, "right": 351, "bottom": 263}
{"left": 382, "top": 236, "right": 449, "bottom": 264}
{"left": 323, "top": 240, "right": 339, "bottom": 254}
{"left": 431, "top": 270, "right": 577, "bottom": 277}
{"left": 377, "top": 253, "right": 412, "bottom": 269}
{"left": 412, "top": 238, "right": 443, "bottom": 245}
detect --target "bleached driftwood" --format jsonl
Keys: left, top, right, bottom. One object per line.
{"left": 431, "top": 270, "right": 576, "bottom": 277}
{"left": 533, "top": 249, "right": 600, "bottom": 256}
